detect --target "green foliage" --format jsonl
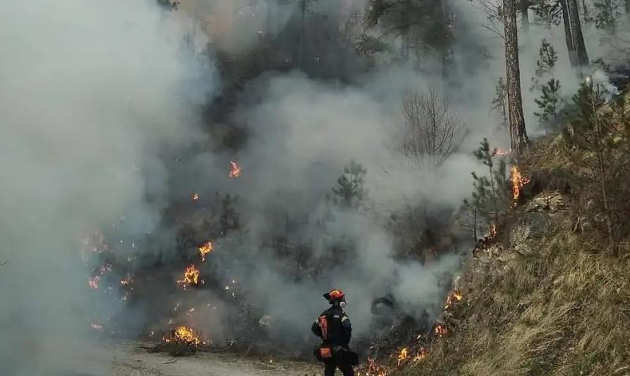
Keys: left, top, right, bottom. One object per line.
{"left": 330, "top": 159, "right": 368, "bottom": 209}
{"left": 591, "top": 0, "right": 620, "bottom": 32}
{"left": 364, "top": 0, "right": 454, "bottom": 60}
{"left": 354, "top": 34, "right": 389, "bottom": 57}
{"left": 463, "top": 138, "right": 510, "bottom": 237}
{"left": 566, "top": 83, "right": 609, "bottom": 147}
{"left": 564, "top": 83, "right": 619, "bottom": 248}
{"left": 530, "top": 0, "right": 563, "bottom": 26}
{"left": 534, "top": 79, "right": 563, "bottom": 132}
{"left": 591, "top": 58, "right": 611, "bottom": 73}
{"left": 533, "top": 39, "right": 558, "bottom": 86}
{"left": 532, "top": 40, "right": 562, "bottom": 132}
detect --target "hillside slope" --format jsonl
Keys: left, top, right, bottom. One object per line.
{"left": 401, "top": 133, "right": 630, "bottom": 376}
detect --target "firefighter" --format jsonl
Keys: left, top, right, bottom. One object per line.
{"left": 311, "top": 289, "right": 356, "bottom": 376}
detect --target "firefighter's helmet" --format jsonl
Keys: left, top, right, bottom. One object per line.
{"left": 323, "top": 288, "right": 346, "bottom": 302}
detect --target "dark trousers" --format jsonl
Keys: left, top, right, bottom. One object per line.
{"left": 324, "top": 358, "right": 354, "bottom": 376}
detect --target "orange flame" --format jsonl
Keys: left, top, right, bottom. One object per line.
{"left": 444, "top": 289, "right": 464, "bottom": 309}
{"left": 434, "top": 324, "right": 447, "bottom": 337}
{"left": 192, "top": 193, "right": 199, "bottom": 201}
{"left": 229, "top": 161, "right": 241, "bottom": 178}
{"left": 199, "top": 241, "right": 213, "bottom": 261}
{"left": 163, "top": 325, "right": 204, "bottom": 346}
{"left": 360, "top": 358, "right": 388, "bottom": 376}
{"left": 510, "top": 165, "right": 531, "bottom": 202}
{"left": 413, "top": 347, "right": 427, "bottom": 362}
{"left": 177, "top": 264, "right": 201, "bottom": 287}
{"left": 397, "top": 348, "right": 408, "bottom": 366}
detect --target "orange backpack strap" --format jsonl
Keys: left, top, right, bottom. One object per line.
{"left": 318, "top": 315, "right": 328, "bottom": 340}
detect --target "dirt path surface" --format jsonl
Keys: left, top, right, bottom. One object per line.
{"left": 108, "top": 342, "right": 321, "bottom": 376}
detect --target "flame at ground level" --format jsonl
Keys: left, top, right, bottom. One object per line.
{"left": 397, "top": 348, "right": 408, "bottom": 366}
{"left": 510, "top": 165, "right": 530, "bottom": 202}
{"left": 163, "top": 325, "right": 205, "bottom": 346}
{"left": 444, "top": 289, "right": 463, "bottom": 309}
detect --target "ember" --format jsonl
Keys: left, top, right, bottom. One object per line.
{"left": 198, "top": 241, "right": 213, "bottom": 261}
{"left": 229, "top": 161, "right": 241, "bottom": 178}
{"left": 177, "top": 264, "right": 201, "bottom": 288}
{"left": 91, "top": 323, "right": 103, "bottom": 331}
{"left": 192, "top": 193, "right": 199, "bottom": 201}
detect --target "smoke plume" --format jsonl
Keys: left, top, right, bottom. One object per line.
{"left": 0, "top": 0, "right": 212, "bottom": 374}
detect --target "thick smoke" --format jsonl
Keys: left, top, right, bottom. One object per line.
{"left": 0, "top": 0, "right": 212, "bottom": 375}
{"left": 161, "top": 0, "right": 624, "bottom": 351}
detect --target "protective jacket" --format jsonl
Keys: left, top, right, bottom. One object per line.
{"left": 311, "top": 305, "right": 352, "bottom": 348}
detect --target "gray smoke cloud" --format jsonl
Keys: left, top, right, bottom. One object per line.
{"left": 167, "top": 0, "right": 623, "bottom": 350}
{"left": 0, "top": 0, "right": 213, "bottom": 374}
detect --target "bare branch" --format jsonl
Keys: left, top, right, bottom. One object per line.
{"left": 394, "top": 86, "right": 468, "bottom": 169}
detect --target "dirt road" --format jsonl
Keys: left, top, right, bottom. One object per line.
{"left": 108, "top": 342, "right": 321, "bottom": 376}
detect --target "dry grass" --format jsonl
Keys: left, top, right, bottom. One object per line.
{"left": 398, "top": 135, "right": 630, "bottom": 376}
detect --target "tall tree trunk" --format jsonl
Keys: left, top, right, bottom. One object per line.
{"left": 503, "top": 0, "right": 530, "bottom": 154}
{"left": 560, "top": 0, "right": 589, "bottom": 69}
{"left": 520, "top": 0, "right": 530, "bottom": 34}
{"left": 626, "top": 0, "right": 630, "bottom": 14}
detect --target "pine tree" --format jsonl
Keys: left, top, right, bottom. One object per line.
{"left": 534, "top": 79, "right": 562, "bottom": 132}
{"left": 530, "top": 40, "right": 562, "bottom": 132}
{"left": 531, "top": 39, "right": 558, "bottom": 91}
{"left": 532, "top": 0, "right": 589, "bottom": 69}
{"left": 464, "top": 139, "right": 510, "bottom": 235}
{"left": 565, "top": 83, "right": 616, "bottom": 251}
{"left": 592, "top": 0, "right": 619, "bottom": 34}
